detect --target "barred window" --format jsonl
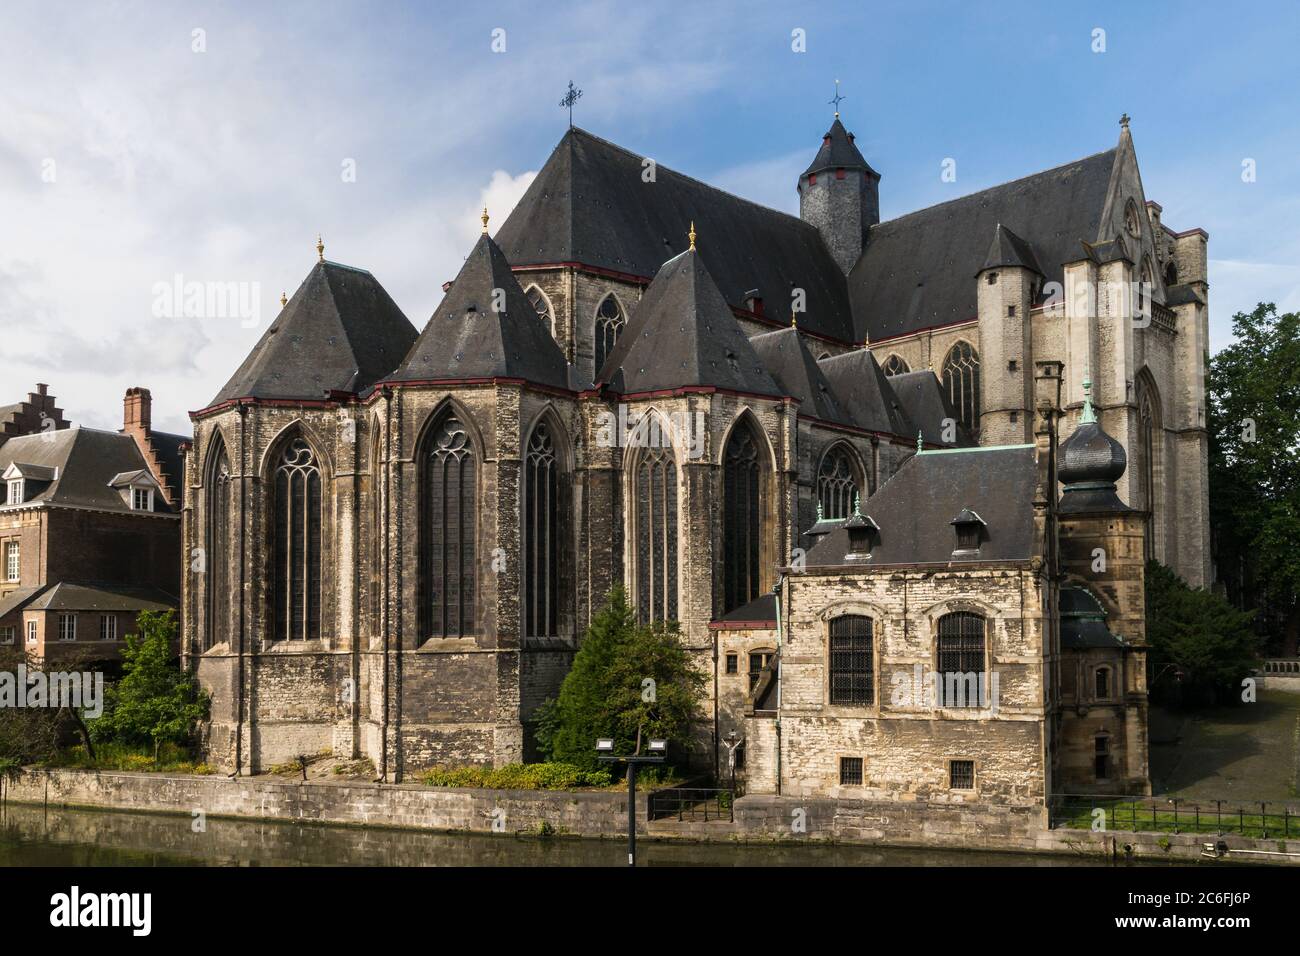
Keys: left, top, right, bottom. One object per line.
{"left": 748, "top": 650, "right": 774, "bottom": 691}
{"left": 839, "top": 756, "right": 863, "bottom": 786}
{"left": 949, "top": 759, "right": 975, "bottom": 790}
{"left": 725, "top": 653, "right": 738, "bottom": 674}
{"left": 594, "top": 294, "right": 624, "bottom": 376}
{"left": 271, "top": 437, "right": 321, "bottom": 641}
{"left": 723, "top": 423, "right": 764, "bottom": 613}
{"left": 524, "top": 423, "right": 562, "bottom": 638}
{"left": 936, "top": 612, "right": 985, "bottom": 707}
{"left": 881, "top": 354, "right": 910, "bottom": 377}
{"left": 205, "top": 440, "right": 232, "bottom": 650}
{"left": 829, "top": 615, "right": 874, "bottom": 706}
{"left": 941, "top": 341, "right": 981, "bottom": 434}
{"left": 422, "top": 415, "right": 477, "bottom": 640}
{"left": 817, "top": 446, "right": 858, "bottom": 520}
{"left": 634, "top": 443, "right": 678, "bottom": 623}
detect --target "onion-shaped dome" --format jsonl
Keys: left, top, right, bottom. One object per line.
{"left": 1058, "top": 372, "right": 1132, "bottom": 514}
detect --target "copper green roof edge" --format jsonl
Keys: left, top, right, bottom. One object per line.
{"left": 917, "top": 443, "right": 1035, "bottom": 456}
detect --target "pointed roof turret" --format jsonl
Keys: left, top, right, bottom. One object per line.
{"left": 980, "top": 223, "right": 1044, "bottom": 276}
{"left": 802, "top": 117, "right": 877, "bottom": 179}
{"left": 209, "top": 258, "right": 417, "bottom": 406}
{"left": 597, "top": 248, "right": 781, "bottom": 397}
{"left": 388, "top": 232, "right": 570, "bottom": 390}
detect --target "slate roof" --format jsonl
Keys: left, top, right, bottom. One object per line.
{"left": 803, "top": 445, "right": 1037, "bottom": 568}
{"left": 210, "top": 260, "right": 418, "bottom": 405}
{"left": 749, "top": 328, "right": 853, "bottom": 425}
{"left": 886, "top": 370, "right": 973, "bottom": 446}
{"left": 598, "top": 250, "right": 782, "bottom": 397}
{"left": 981, "top": 223, "right": 1044, "bottom": 276}
{"left": 802, "top": 118, "right": 877, "bottom": 178}
{"left": 816, "top": 349, "right": 915, "bottom": 437}
{"left": 25, "top": 582, "right": 176, "bottom": 612}
{"left": 388, "top": 233, "right": 570, "bottom": 390}
{"left": 1060, "top": 586, "right": 1126, "bottom": 649}
{"left": 0, "top": 427, "right": 178, "bottom": 515}
{"left": 494, "top": 127, "right": 855, "bottom": 342}
{"left": 711, "top": 592, "right": 777, "bottom": 627}
{"left": 850, "top": 148, "right": 1119, "bottom": 342}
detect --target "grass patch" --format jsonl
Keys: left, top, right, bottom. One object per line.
{"left": 419, "top": 762, "right": 616, "bottom": 790}
{"left": 43, "top": 742, "right": 216, "bottom": 775}
{"left": 1058, "top": 798, "right": 1300, "bottom": 839}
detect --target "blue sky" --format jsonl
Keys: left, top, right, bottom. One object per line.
{"left": 1, "top": 0, "right": 1297, "bottom": 432}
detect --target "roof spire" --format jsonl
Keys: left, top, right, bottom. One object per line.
{"left": 688, "top": 220, "right": 696, "bottom": 251}
{"left": 1081, "top": 364, "right": 1097, "bottom": 424}
{"left": 829, "top": 78, "right": 845, "bottom": 118}
{"left": 917, "top": 431, "right": 924, "bottom": 454}
{"left": 316, "top": 234, "right": 324, "bottom": 262}
{"left": 816, "top": 500, "right": 824, "bottom": 521}
{"left": 790, "top": 306, "right": 797, "bottom": 330}
{"left": 852, "top": 491, "right": 862, "bottom": 517}
{"left": 481, "top": 206, "right": 490, "bottom": 235}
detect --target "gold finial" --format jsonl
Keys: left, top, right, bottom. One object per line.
{"left": 791, "top": 308, "right": 797, "bottom": 330}
{"left": 316, "top": 234, "right": 324, "bottom": 262}
{"left": 280, "top": 291, "right": 287, "bottom": 307}
{"left": 688, "top": 220, "right": 696, "bottom": 251}
{"left": 481, "top": 206, "right": 490, "bottom": 234}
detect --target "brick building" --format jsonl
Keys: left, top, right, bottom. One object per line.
{"left": 0, "top": 387, "right": 183, "bottom": 663}
{"left": 183, "top": 113, "right": 1201, "bottom": 807}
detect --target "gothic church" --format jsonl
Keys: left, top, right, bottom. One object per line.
{"left": 182, "top": 113, "right": 1209, "bottom": 801}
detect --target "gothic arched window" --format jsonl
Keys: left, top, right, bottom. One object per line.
{"left": 422, "top": 414, "right": 477, "bottom": 640}
{"left": 1138, "top": 380, "right": 1158, "bottom": 560}
{"left": 594, "top": 294, "right": 624, "bottom": 376}
{"left": 723, "top": 422, "right": 765, "bottom": 613}
{"left": 941, "top": 341, "right": 981, "bottom": 434}
{"left": 635, "top": 442, "right": 678, "bottom": 623}
{"left": 526, "top": 286, "right": 554, "bottom": 337}
{"left": 1124, "top": 199, "right": 1141, "bottom": 239}
{"left": 204, "top": 438, "right": 232, "bottom": 650}
{"left": 936, "top": 612, "right": 985, "bottom": 707}
{"left": 817, "top": 445, "right": 859, "bottom": 520}
{"left": 525, "top": 422, "right": 562, "bottom": 638}
{"left": 881, "top": 354, "right": 910, "bottom": 377}
{"left": 271, "top": 437, "right": 322, "bottom": 641}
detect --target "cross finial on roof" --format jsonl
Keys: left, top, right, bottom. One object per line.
{"left": 816, "top": 500, "right": 824, "bottom": 521}
{"left": 1081, "top": 363, "right": 1097, "bottom": 424}
{"left": 560, "top": 81, "right": 583, "bottom": 127}
{"left": 688, "top": 220, "right": 696, "bottom": 251}
{"left": 481, "top": 206, "right": 490, "bottom": 234}
{"left": 790, "top": 307, "right": 797, "bottom": 329}
{"left": 316, "top": 235, "right": 324, "bottom": 262}
{"left": 852, "top": 492, "right": 862, "bottom": 517}
{"left": 1119, "top": 112, "right": 1130, "bottom": 129}
{"left": 829, "top": 78, "right": 845, "bottom": 118}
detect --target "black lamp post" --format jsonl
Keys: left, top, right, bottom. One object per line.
{"left": 596, "top": 737, "right": 667, "bottom": 867}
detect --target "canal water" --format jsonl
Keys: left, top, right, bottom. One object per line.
{"left": 0, "top": 802, "right": 1131, "bottom": 866}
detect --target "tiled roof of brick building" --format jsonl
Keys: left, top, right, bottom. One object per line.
{"left": 0, "top": 427, "right": 176, "bottom": 515}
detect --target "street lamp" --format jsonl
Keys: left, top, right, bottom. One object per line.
{"left": 596, "top": 738, "right": 667, "bottom": 867}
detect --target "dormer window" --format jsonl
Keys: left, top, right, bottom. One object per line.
{"left": 843, "top": 496, "right": 879, "bottom": 557}
{"left": 6, "top": 479, "right": 22, "bottom": 505}
{"left": 950, "top": 508, "right": 986, "bottom": 553}
{"left": 131, "top": 487, "right": 154, "bottom": 511}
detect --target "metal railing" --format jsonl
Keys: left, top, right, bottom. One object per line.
{"left": 648, "top": 787, "right": 735, "bottom": 823}
{"left": 1052, "top": 794, "right": 1300, "bottom": 839}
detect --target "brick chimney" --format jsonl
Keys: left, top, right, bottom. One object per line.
{"left": 124, "top": 386, "right": 152, "bottom": 435}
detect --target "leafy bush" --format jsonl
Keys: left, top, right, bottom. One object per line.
{"left": 419, "top": 762, "right": 613, "bottom": 790}
{"left": 45, "top": 741, "right": 215, "bottom": 774}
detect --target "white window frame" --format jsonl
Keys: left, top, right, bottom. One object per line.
{"left": 26, "top": 621, "right": 37, "bottom": 644}
{"left": 4, "top": 540, "right": 18, "bottom": 582}
{"left": 6, "top": 479, "right": 22, "bottom": 505}
{"left": 0, "top": 625, "right": 13, "bottom": 645}
{"left": 131, "top": 487, "right": 154, "bottom": 511}
{"left": 58, "top": 613, "right": 76, "bottom": 641}
{"left": 99, "top": 614, "right": 117, "bottom": 641}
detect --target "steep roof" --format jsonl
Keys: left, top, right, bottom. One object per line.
{"left": 816, "top": 349, "right": 914, "bottom": 437}
{"left": 388, "top": 233, "right": 570, "bottom": 390}
{"left": 804, "top": 445, "right": 1038, "bottom": 568}
{"left": 494, "top": 127, "right": 855, "bottom": 342}
{"left": 0, "top": 427, "right": 178, "bottom": 515}
{"left": 981, "top": 223, "right": 1044, "bottom": 276}
{"left": 749, "top": 328, "right": 853, "bottom": 425}
{"left": 598, "top": 250, "right": 782, "bottom": 397}
{"left": 802, "top": 118, "right": 877, "bottom": 178}
{"left": 210, "top": 260, "right": 418, "bottom": 405}
{"left": 850, "top": 148, "right": 1118, "bottom": 341}
{"left": 887, "top": 370, "right": 973, "bottom": 446}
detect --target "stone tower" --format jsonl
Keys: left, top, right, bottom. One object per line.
{"left": 798, "top": 117, "right": 880, "bottom": 274}
{"left": 976, "top": 224, "right": 1042, "bottom": 445}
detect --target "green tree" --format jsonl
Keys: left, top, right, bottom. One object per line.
{"left": 1145, "top": 560, "right": 1259, "bottom": 706}
{"left": 1208, "top": 302, "right": 1300, "bottom": 653}
{"left": 91, "top": 610, "right": 208, "bottom": 760}
{"left": 537, "top": 587, "right": 705, "bottom": 772}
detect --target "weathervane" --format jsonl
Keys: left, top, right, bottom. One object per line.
{"left": 560, "top": 81, "right": 583, "bottom": 127}
{"left": 829, "top": 78, "right": 845, "bottom": 118}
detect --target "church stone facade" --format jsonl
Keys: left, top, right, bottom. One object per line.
{"left": 182, "top": 115, "right": 1206, "bottom": 804}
